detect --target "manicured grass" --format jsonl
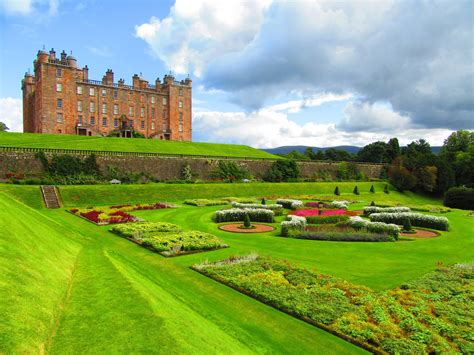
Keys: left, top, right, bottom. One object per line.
{"left": 0, "top": 132, "right": 278, "bottom": 159}
{"left": 1, "top": 182, "right": 472, "bottom": 353}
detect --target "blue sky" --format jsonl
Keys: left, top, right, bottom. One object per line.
{"left": 1, "top": 0, "right": 472, "bottom": 148}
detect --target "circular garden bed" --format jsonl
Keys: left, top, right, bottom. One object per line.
{"left": 400, "top": 229, "right": 440, "bottom": 238}
{"left": 219, "top": 223, "right": 275, "bottom": 233}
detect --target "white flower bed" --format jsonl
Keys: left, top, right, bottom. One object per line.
{"left": 330, "top": 200, "right": 350, "bottom": 209}
{"left": 363, "top": 206, "right": 411, "bottom": 216}
{"left": 281, "top": 215, "right": 307, "bottom": 237}
{"left": 231, "top": 202, "right": 283, "bottom": 215}
{"left": 369, "top": 212, "right": 449, "bottom": 231}
{"left": 348, "top": 216, "right": 400, "bottom": 238}
{"left": 214, "top": 208, "right": 275, "bottom": 223}
{"left": 276, "top": 199, "right": 304, "bottom": 210}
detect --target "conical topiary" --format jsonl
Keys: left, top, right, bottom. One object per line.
{"left": 261, "top": 198, "right": 266, "bottom": 205}
{"left": 243, "top": 213, "right": 251, "bottom": 228}
{"left": 353, "top": 186, "right": 360, "bottom": 195}
{"left": 370, "top": 185, "right": 375, "bottom": 193}
{"left": 370, "top": 201, "right": 376, "bottom": 206}
{"left": 334, "top": 186, "right": 340, "bottom": 195}
{"left": 403, "top": 218, "right": 412, "bottom": 232}
{"left": 384, "top": 184, "right": 390, "bottom": 194}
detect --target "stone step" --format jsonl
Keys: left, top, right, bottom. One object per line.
{"left": 40, "top": 185, "right": 61, "bottom": 209}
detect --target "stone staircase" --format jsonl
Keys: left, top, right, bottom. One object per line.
{"left": 40, "top": 185, "right": 61, "bottom": 209}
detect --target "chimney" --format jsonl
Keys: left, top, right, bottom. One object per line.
{"left": 83, "top": 65, "right": 89, "bottom": 80}
{"left": 132, "top": 74, "right": 140, "bottom": 89}
{"left": 155, "top": 77, "right": 161, "bottom": 90}
{"left": 60, "top": 50, "right": 67, "bottom": 62}
{"left": 49, "top": 48, "right": 56, "bottom": 60}
{"left": 106, "top": 69, "right": 114, "bottom": 85}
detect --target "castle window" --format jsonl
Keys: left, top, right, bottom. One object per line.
{"left": 140, "top": 95, "right": 145, "bottom": 103}
{"left": 163, "top": 109, "right": 166, "bottom": 118}
{"left": 56, "top": 113, "right": 63, "bottom": 123}
{"left": 56, "top": 83, "right": 62, "bottom": 92}
{"left": 141, "top": 120, "right": 145, "bottom": 129}
{"left": 56, "top": 68, "right": 62, "bottom": 77}
{"left": 114, "top": 104, "right": 119, "bottom": 115}
{"left": 162, "top": 97, "right": 167, "bottom": 105}
{"left": 179, "top": 100, "right": 183, "bottom": 108}
{"left": 141, "top": 107, "right": 145, "bottom": 117}
{"left": 77, "top": 86, "right": 82, "bottom": 95}
{"left": 179, "top": 137, "right": 183, "bottom": 141}
{"left": 129, "top": 106, "right": 134, "bottom": 116}
{"left": 179, "top": 123, "right": 183, "bottom": 132}
{"left": 90, "top": 102, "right": 95, "bottom": 113}
{"left": 78, "top": 115, "right": 83, "bottom": 124}
{"left": 57, "top": 99, "right": 62, "bottom": 108}
{"left": 179, "top": 88, "right": 183, "bottom": 96}
{"left": 90, "top": 117, "right": 95, "bottom": 125}
{"left": 77, "top": 101, "right": 83, "bottom": 112}
{"left": 102, "top": 103, "right": 107, "bottom": 114}
{"left": 114, "top": 119, "right": 118, "bottom": 127}
{"left": 128, "top": 92, "right": 132, "bottom": 100}
{"left": 89, "top": 87, "right": 95, "bottom": 96}
{"left": 179, "top": 112, "right": 183, "bottom": 122}
{"left": 101, "top": 89, "right": 106, "bottom": 96}
{"left": 102, "top": 117, "right": 107, "bottom": 127}
{"left": 150, "top": 96, "right": 155, "bottom": 104}
{"left": 114, "top": 90, "right": 118, "bottom": 99}
{"left": 151, "top": 108, "right": 155, "bottom": 118}
{"left": 151, "top": 121, "right": 155, "bottom": 130}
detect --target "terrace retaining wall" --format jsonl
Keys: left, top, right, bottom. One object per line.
{"left": 0, "top": 151, "right": 383, "bottom": 181}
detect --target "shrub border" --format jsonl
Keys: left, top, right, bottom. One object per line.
{"left": 191, "top": 266, "right": 384, "bottom": 355}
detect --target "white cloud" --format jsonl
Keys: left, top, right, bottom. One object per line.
{"left": 0, "top": 97, "right": 23, "bottom": 132}
{"left": 194, "top": 100, "right": 454, "bottom": 148}
{"left": 338, "top": 101, "right": 411, "bottom": 132}
{"left": 267, "top": 93, "right": 353, "bottom": 114}
{"left": 0, "top": 0, "right": 59, "bottom": 17}
{"left": 86, "top": 46, "right": 113, "bottom": 57}
{"left": 135, "top": 0, "right": 272, "bottom": 76}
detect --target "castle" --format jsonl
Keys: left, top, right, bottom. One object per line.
{"left": 22, "top": 48, "right": 192, "bottom": 140}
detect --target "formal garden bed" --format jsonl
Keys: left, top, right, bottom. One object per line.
{"left": 110, "top": 222, "right": 228, "bottom": 256}
{"left": 218, "top": 223, "right": 275, "bottom": 233}
{"left": 193, "top": 255, "right": 474, "bottom": 354}
{"left": 69, "top": 202, "right": 175, "bottom": 225}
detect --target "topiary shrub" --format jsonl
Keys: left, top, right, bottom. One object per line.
{"left": 334, "top": 186, "right": 340, "bottom": 195}
{"left": 444, "top": 187, "right": 474, "bottom": 210}
{"left": 370, "top": 185, "right": 375, "bottom": 193}
{"left": 403, "top": 218, "right": 412, "bottom": 232}
{"left": 370, "top": 201, "right": 376, "bottom": 206}
{"left": 384, "top": 184, "right": 390, "bottom": 194}
{"left": 353, "top": 186, "right": 359, "bottom": 195}
{"left": 261, "top": 198, "right": 266, "bottom": 205}
{"left": 243, "top": 213, "right": 251, "bottom": 228}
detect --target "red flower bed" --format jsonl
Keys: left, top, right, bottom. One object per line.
{"left": 133, "top": 203, "right": 169, "bottom": 211}
{"left": 80, "top": 210, "right": 101, "bottom": 223}
{"left": 110, "top": 204, "right": 131, "bottom": 209}
{"left": 289, "top": 209, "right": 358, "bottom": 217}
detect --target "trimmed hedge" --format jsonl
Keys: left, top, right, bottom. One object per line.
{"left": 276, "top": 199, "right": 304, "bottom": 210}
{"left": 369, "top": 212, "right": 449, "bottom": 231}
{"left": 330, "top": 200, "right": 349, "bottom": 209}
{"left": 214, "top": 208, "right": 274, "bottom": 223}
{"left": 184, "top": 199, "right": 228, "bottom": 206}
{"left": 306, "top": 215, "right": 349, "bottom": 224}
{"left": 231, "top": 201, "right": 283, "bottom": 215}
{"left": 347, "top": 216, "right": 400, "bottom": 238}
{"left": 110, "top": 222, "right": 182, "bottom": 237}
{"left": 363, "top": 206, "right": 411, "bottom": 216}
{"left": 444, "top": 187, "right": 474, "bottom": 210}
{"left": 281, "top": 215, "right": 307, "bottom": 237}
{"left": 296, "top": 231, "right": 395, "bottom": 242}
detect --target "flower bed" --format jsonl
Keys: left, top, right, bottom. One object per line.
{"left": 110, "top": 222, "right": 227, "bottom": 256}
{"left": 219, "top": 223, "right": 275, "bottom": 233}
{"left": 276, "top": 199, "right": 304, "bottom": 210}
{"left": 281, "top": 215, "right": 307, "bottom": 237}
{"left": 297, "top": 231, "right": 395, "bottom": 242}
{"left": 230, "top": 202, "right": 283, "bottom": 215}
{"left": 213, "top": 208, "right": 275, "bottom": 223}
{"left": 69, "top": 202, "right": 174, "bottom": 225}
{"left": 369, "top": 212, "right": 449, "bottom": 231}
{"left": 194, "top": 256, "right": 473, "bottom": 354}
{"left": 289, "top": 209, "right": 358, "bottom": 217}
{"left": 348, "top": 216, "right": 400, "bottom": 238}
{"left": 184, "top": 199, "right": 228, "bottom": 206}
{"left": 363, "top": 206, "right": 411, "bottom": 216}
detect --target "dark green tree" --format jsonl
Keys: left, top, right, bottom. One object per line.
{"left": 0, "top": 122, "right": 9, "bottom": 132}
{"left": 334, "top": 186, "right": 340, "bottom": 195}
{"left": 264, "top": 160, "right": 300, "bottom": 182}
{"left": 357, "top": 141, "right": 390, "bottom": 163}
{"left": 353, "top": 185, "right": 359, "bottom": 195}
{"left": 243, "top": 213, "right": 251, "bottom": 228}
{"left": 370, "top": 185, "right": 375, "bottom": 193}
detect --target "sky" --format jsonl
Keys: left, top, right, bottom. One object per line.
{"left": 0, "top": 0, "right": 472, "bottom": 148}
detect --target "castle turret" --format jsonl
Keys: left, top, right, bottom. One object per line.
{"left": 67, "top": 54, "right": 77, "bottom": 68}
{"left": 155, "top": 77, "right": 161, "bottom": 90}
{"left": 49, "top": 48, "right": 56, "bottom": 60}
{"left": 37, "top": 49, "right": 49, "bottom": 63}
{"left": 83, "top": 65, "right": 89, "bottom": 80}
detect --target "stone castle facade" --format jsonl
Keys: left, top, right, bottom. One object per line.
{"left": 22, "top": 48, "right": 192, "bottom": 140}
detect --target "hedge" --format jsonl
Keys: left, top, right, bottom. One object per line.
{"left": 347, "top": 216, "right": 400, "bottom": 238}
{"left": 444, "top": 187, "right": 474, "bottom": 210}
{"left": 276, "top": 199, "right": 304, "bottom": 210}
{"left": 214, "top": 208, "right": 275, "bottom": 223}
{"left": 281, "top": 215, "right": 307, "bottom": 237}
{"left": 363, "top": 206, "right": 411, "bottom": 216}
{"left": 296, "top": 231, "right": 395, "bottom": 242}
{"left": 231, "top": 201, "right": 283, "bottom": 215}
{"left": 369, "top": 212, "right": 449, "bottom": 231}
{"left": 306, "top": 215, "right": 349, "bottom": 225}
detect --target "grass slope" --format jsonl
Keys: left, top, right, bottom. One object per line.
{"left": 0, "top": 132, "right": 278, "bottom": 159}
{"left": 0, "top": 193, "right": 82, "bottom": 353}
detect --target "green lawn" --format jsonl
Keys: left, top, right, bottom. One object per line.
{"left": 1, "top": 182, "right": 472, "bottom": 353}
{"left": 0, "top": 132, "right": 278, "bottom": 159}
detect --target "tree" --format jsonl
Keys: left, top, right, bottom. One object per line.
{"left": 387, "top": 138, "right": 401, "bottom": 161}
{"left": 370, "top": 185, "right": 375, "bottom": 193}
{"left": 304, "top": 147, "right": 315, "bottom": 160}
{"left": 440, "top": 130, "right": 474, "bottom": 188}
{"left": 388, "top": 160, "right": 417, "bottom": 191}
{"left": 0, "top": 122, "right": 9, "bottom": 132}
{"left": 357, "top": 141, "right": 390, "bottom": 163}
{"left": 314, "top": 150, "right": 325, "bottom": 161}
{"left": 353, "top": 185, "right": 359, "bottom": 195}
{"left": 334, "top": 186, "right": 340, "bottom": 195}
{"left": 243, "top": 213, "right": 251, "bottom": 228}
{"left": 264, "top": 160, "right": 300, "bottom": 182}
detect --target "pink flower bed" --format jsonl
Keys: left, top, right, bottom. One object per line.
{"left": 289, "top": 209, "right": 357, "bottom": 217}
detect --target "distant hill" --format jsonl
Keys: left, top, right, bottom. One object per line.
{"left": 262, "top": 145, "right": 442, "bottom": 155}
